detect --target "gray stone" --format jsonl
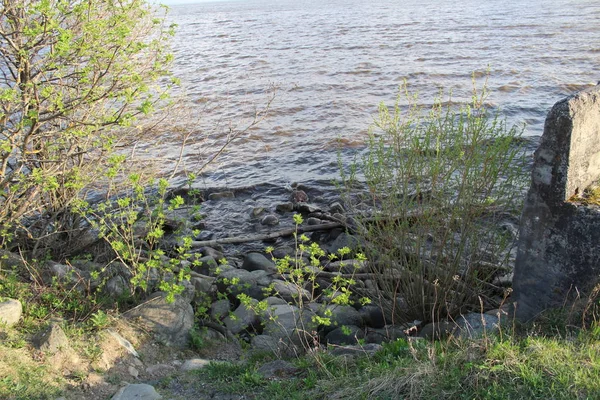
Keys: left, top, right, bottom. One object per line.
{"left": 192, "top": 255, "right": 218, "bottom": 275}
{"left": 251, "top": 207, "right": 265, "bottom": 217}
{"left": 0, "top": 298, "right": 22, "bottom": 327}
{"left": 208, "top": 191, "right": 235, "bottom": 201}
{"left": 261, "top": 304, "right": 315, "bottom": 340}
{"left": 257, "top": 360, "right": 299, "bottom": 379}
{"left": 327, "top": 232, "right": 361, "bottom": 255}
{"left": 271, "top": 246, "right": 294, "bottom": 259}
{"left": 329, "top": 202, "right": 345, "bottom": 215}
{"left": 33, "top": 323, "right": 70, "bottom": 353}
{"left": 265, "top": 296, "right": 288, "bottom": 306}
{"left": 146, "top": 364, "right": 176, "bottom": 376}
{"left": 323, "top": 305, "right": 363, "bottom": 331}
{"left": 271, "top": 279, "right": 311, "bottom": 303}
{"left": 223, "top": 300, "right": 260, "bottom": 335}
{"left": 125, "top": 293, "right": 194, "bottom": 348}
{"left": 289, "top": 190, "right": 309, "bottom": 203}
{"left": 295, "top": 203, "right": 321, "bottom": 214}
{"left": 326, "top": 325, "right": 365, "bottom": 345}
{"left": 365, "top": 326, "right": 407, "bottom": 343}
{"left": 455, "top": 313, "right": 500, "bottom": 339}
{"left": 242, "top": 253, "right": 277, "bottom": 274}
{"left": 111, "top": 383, "right": 161, "bottom": 400}
{"left": 251, "top": 335, "right": 300, "bottom": 358}
{"left": 513, "top": 85, "right": 600, "bottom": 321}
{"left": 191, "top": 275, "right": 216, "bottom": 294}
{"left": 210, "top": 299, "right": 232, "bottom": 320}
{"left": 419, "top": 320, "right": 458, "bottom": 340}
{"left": 180, "top": 358, "right": 211, "bottom": 371}
{"left": 0, "top": 250, "right": 26, "bottom": 269}
{"left": 105, "top": 275, "right": 129, "bottom": 298}
{"left": 194, "top": 230, "right": 215, "bottom": 241}
{"left": 260, "top": 214, "right": 279, "bottom": 226}
{"left": 216, "top": 268, "right": 266, "bottom": 299}
{"left": 275, "top": 202, "right": 294, "bottom": 213}
{"left": 329, "top": 343, "right": 382, "bottom": 357}
{"left": 306, "top": 217, "right": 322, "bottom": 225}
{"left": 358, "top": 305, "right": 386, "bottom": 329}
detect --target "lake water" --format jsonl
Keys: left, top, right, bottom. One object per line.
{"left": 163, "top": 0, "right": 600, "bottom": 189}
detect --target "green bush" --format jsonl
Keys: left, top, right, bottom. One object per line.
{"left": 342, "top": 82, "right": 526, "bottom": 323}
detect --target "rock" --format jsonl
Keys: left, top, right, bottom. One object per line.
{"left": 146, "top": 364, "right": 176, "bottom": 376}
{"left": 192, "top": 246, "right": 225, "bottom": 262}
{"left": 223, "top": 300, "right": 260, "bottom": 335}
{"left": 329, "top": 202, "right": 345, "bottom": 215}
{"left": 111, "top": 383, "right": 161, "bottom": 400}
{"left": 216, "top": 268, "right": 269, "bottom": 299}
{"left": 513, "top": 85, "right": 600, "bottom": 321}
{"left": 0, "top": 250, "right": 26, "bottom": 269}
{"left": 191, "top": 275, "right": 216, "bottom": 294}
{"left": 329, "top": 343, "right": 382, "bottom": 357}
{"left": 251, "top": 334, "right": 301, "bottom": 358}
{"left": 276, "top": 202, "right": 294, "bottom": 213}
{"left": 327, "top": 232, "right": 361, "bottom": 255}
{"left": 180, "top": 358, "right": 211, "bottom": 372}
{"left": 262, "top": 304, "right": 315, "bottom": 339}
{"left": 0, "top": 298, "right": 22, "bottom": 327}
{"left": 455, "top": 313, "right": 500, "bottom": 339}
{"left": 365, "top": 326, "right": 407, "bottom": 344}
{"left": 358, "top": 305, "right": 386, "bottom": 329}
{"left": 326, "top": 325, "right": 365, "bottom": 345}
{"left": 208, "top": 191, "right": 234, "bottom": 201}
{"left": 419, "top": 320, "right": 458, "bottom": 340}
{"left": 104, "top": 275, "right": 129, "bottom": 298}
{"left": 260, "top": 214, "right": 279, "bottom": 226}
{"left": 189, "top": 255, "right": 216, "bottom": 276}
{"left": 194, "top": 230, "right": 215, "bottom": 241}
{"left": 251, "top": 207, "right": 265, "bottom": 217}
{"left": 127, "top": 366, "right": 139, "bottom": 379}
{"left": 306, "top": 217, "right": 322, "bottom": 225}
{"left": 271, "top": 279, "right": 310, "bottom": 303}
{"left": 125, "top": 293, "right": 194, "bottom": 348}
{"left": 295, "top": 203, "right": 321, "bottom": 214}
{"left": 210, "top": 299, "right": 232, "bottom": 320}
{"left": 289, "top": 190, "right": 309, "bottom": 204}
{"left": 33, "top": 323, "right": 70, "bottom": 354}
{"left": 242, "top": 253, "right": 277, "bottom": 274}
{"left": 257, "top": 360, "right": 299, "bottom": 379}
{"left": 323, "top": 305, "right": 363, "bottom": 331}
{"left": 265, "top": 296, "right": 288, "bottom": 306}
{"left": 271, "top": 246, "right": 295, "bottom": 259}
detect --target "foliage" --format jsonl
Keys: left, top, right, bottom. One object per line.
{"left": 231, "top": 213, "right": 370, "bottom": 352}
{"left": 73, "top": 173, "right": 198, "bottom": 301}
{"left": 341, "top": 81, "right": 527, "bottom": 323}
{"left": 0, "top": 0, "right": 176, "bottom": 253}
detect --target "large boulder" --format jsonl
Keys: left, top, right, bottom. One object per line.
{"left": 513, "top": 85, "right": 600, "bottom": 321}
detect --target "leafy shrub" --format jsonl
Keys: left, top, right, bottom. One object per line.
{"left": 342, "top": 82, "right": 526, "bottom": 323}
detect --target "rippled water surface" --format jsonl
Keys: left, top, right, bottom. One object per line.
{"left": 164, "top": 0, "right": 600, "bottom": 188}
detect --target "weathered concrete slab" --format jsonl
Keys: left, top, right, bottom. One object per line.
{"left": 513, "top": 85, "right": 600, "bottom": 321}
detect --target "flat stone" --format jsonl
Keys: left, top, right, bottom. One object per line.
{"left": 275, "top": 202, "right": 294, "bottom": 213}
{"left": 111, "top": 383, "right": 161, "bottom": 400}
{"left": 329, "top": 343, "right": 382, "bottom": 357}
{"left": 180, "top": 358, "right": 211, "bottom": 371}
{"left": 0, "top": 298, "right": 22, "bottom": 327}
